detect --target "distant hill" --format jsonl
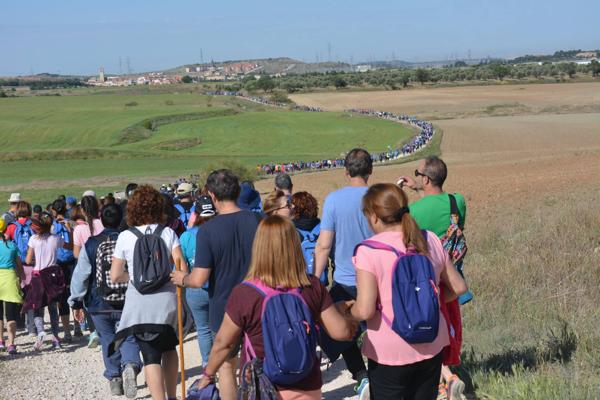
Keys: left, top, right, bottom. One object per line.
{"left": 3, "top": 48, "right": 599, "bottom": 80}
{"left": 166, "top": 57, "right": 353, "bottom": 76}
{"left": 510, "top": 49, "right": 599, "bottom": 64}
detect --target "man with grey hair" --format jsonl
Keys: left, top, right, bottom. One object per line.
{"left": 2, "top": 193, "right": 20, "bottom": 224}
{"left": 274, "top": 173, "right": 293, "bottom": 196}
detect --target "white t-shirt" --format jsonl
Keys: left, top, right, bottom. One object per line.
{"left": 113, "top": 224, "right": 180, "bottom": 281}
{"left": 28, "top": 234, "right": 64, "bottom": 271}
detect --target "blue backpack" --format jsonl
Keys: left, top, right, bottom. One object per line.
{"left": 354, "top": 236, "right": 440, "bottom": 344}
{"left": 242, "top": 280, "right": 317, "bottom": 386}
{"left": 53, "top": 220, "right": 75, "bottom": 264}
{"left": 297, "top": 223, "right": 327, "bottom": 284}
{"left": 174, "top": 203, "right": 195, "bottom": 228}
{"left": 14, "top": 220, "right": 34, "bottom": 263}
{"left": 186, "top": 381, "right": 220, "bottom": 400}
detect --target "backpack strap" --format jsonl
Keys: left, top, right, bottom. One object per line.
{"left": 242, "top": 280, "right": 266, "bottom": 296}
{"left": 353, "top": 239, "right": 406, "bottom": 257}
{"left": 153, "top": 224, "right": 166, "bottom": 237}
{"left": 87, "top": 234, "right": 109, "bottom": 268}
{"left": 448, "top": 194, "right": 464, "bottom": 229}
{"left": 128, "top": 227, "right": 143, "bottom": 239}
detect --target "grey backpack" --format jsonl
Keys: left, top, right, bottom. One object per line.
{"left": 129, "top": 225, "right": 172, "bottom": 294}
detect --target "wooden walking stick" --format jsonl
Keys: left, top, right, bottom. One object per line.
{"left": 176, "top": 258, "right": 186, "bottom": 400}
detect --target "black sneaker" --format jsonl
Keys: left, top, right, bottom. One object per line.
{"left": 110, "top": 377, "right": 124, "bottom": 396}
{"left": 122, "top": 364, "right": 138, "bottom": 399}
{"left": 74, "top": 326, "right": 83, "bottom": 338}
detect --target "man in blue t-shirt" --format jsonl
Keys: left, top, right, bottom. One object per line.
{"left": 314, "top": 148, "right": 373, "bottom": 399}
{"left": 170, "top": 169, "right": 260, "bottom": 400}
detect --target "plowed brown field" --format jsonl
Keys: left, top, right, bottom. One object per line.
{"left": 279, "top": 83, "right": 600, "bottom": 226}
{"left": 280, "top": 82, "right": 600, "bottom": 397}
{"left": 290, "top": 82, "right": 600, "bottom": 119}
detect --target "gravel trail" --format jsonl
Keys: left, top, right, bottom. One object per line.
{"left": 0, "top": 324, "right": 357, "bottom": 400}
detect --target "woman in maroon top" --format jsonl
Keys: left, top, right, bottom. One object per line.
{"left": 194, "top": 215, "right": 356, "bottom": 400}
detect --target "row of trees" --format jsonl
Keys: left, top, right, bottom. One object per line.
{"left": 220, "top": 60, "right": 600, "bottom": 93}
{"left": 0, "top": 78, "right": 86, "bottom": 90}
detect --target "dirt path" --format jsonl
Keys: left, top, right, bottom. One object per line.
{"left": 0, "top": 326, "right": 358, "bottom": 400}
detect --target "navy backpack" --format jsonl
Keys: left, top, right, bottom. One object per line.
{"left": 354, "top": 235, "right": 440, "bottom": 344}
{"left": 186, "top": 381, "right": 220, "bottom": 400}
{"left": 241, "top": 280, "right": 318, "bottom": 386}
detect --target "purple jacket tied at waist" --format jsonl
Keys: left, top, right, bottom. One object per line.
{"left": 22, "top": 265, "right": 66, "bottom": 313}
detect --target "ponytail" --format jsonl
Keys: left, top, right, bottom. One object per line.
{"left": 363, "top": 183, "right": 429, "bottom": 255}
{"left": 400, "top": 212, "right": 429, "bottom": 255}
{"left": 31, "top": 212, "right": 54, "bottom": 236}
{"left": 81, "top": 196, "right": 99, "bottom": 236}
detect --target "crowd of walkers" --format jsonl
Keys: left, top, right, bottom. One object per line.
{"left": 207, "top": 90, "right": 324, "bottom": 112}
{"left": 257, "top": 112, "right": 435, "bottom": 176}
{"left": 207, "top": 91, "right": 436, "bottom": 178}
{"left": 0, "top": 149, "right": 472, "bottom": 400}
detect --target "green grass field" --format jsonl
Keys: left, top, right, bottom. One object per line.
{"left": 0, "top": 89, "right": 416, "bottom": 203}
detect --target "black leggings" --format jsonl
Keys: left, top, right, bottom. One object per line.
{"left": 57, "top": 291, "right": 70, "bottom": 316}
{"left": 329, "top": 282, "right": 368, "bottom": 382}
{"left": 58, "top": 261, "right": 75, "bottom": 316}
{"left": 368, "top": 352, "right": 443, "bottom": 400}
{"left": 0, "top": 300, "right": 21, "bottom": 322}
{"left": 135, "top": 331, "right": 177, "bottom": 365}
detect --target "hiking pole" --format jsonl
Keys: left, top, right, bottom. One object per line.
{"left": 176, "top": 258, "right": 186, "bottom": 400}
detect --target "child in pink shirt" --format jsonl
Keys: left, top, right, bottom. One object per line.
{"left": 348, "top": 183, "right": 467, "bottom": 400}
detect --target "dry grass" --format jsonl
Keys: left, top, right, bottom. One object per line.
{"left": 260, "top": 83, "right": 600, "bottom": 398}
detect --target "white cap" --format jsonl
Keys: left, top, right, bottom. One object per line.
{"left": 82, "top": 190, "right": 96, "bottom": 198}
{"left": 8, "top": 193, "right": 21, "bottom": 203}
{"left": 176, "top": 182, "right": 193, "bottom": 195}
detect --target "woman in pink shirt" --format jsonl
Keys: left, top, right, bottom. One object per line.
{"left": 72, "top": 196, "right": 104, "bottom": 258}
{"left": 348, "top": 183, "right": 467, "bottom": 400}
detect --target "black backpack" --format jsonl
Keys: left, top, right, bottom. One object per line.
{"left": 129, "top": 225, "right": 172, "bottom": 294}
{"left": 94, "top": 233, "right": 128, "bottom": 304}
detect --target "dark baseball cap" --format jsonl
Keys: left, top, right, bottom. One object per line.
{"left": 195, "top": 195, "right": 216, "bottom": 217}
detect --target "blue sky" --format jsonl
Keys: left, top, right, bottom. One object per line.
{"left": 1, "top": 0, "right": 598, "bottom": 76}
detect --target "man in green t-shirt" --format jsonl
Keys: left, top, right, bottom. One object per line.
{"left": 399, "top": 156, "right": 466, "bottom": 237}
{"left": 399, "top": 155, "right": 469, "bottom": 400}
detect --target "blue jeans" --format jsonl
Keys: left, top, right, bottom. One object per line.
{"left": 185, "top": 287, "right": 213, "bottom": 367}
{"left": 91, "top": 311, "right": 142, "bottom": 380}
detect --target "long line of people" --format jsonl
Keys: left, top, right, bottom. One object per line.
{"left": 258, "top": 113, "right": 435, "bottom": 175}
{"left": 0, "top": 149, "right": 470, "bottom": 400}
{"left": 207, "top": 90, "right": 436, "bottom": 176}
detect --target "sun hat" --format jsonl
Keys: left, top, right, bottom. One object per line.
{"left": 0, "top": 218, "right": 6, "bottom": 233}
{"left": 176, "top": 182, "right": 194, "bottom": 195}
{"left": 82, "top": 190, "right": 96, "bottom": 198}
{"left": 195, "top": 195, "right": 216, "bottom": 217}
{"left": 8, "top": 193, "right": 21, "bottom": 203}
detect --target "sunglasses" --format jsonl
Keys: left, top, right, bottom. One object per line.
{"left": 414, "top": 169, "right": 430, "bottom": 179}
{"left": 274, "top": 197, "right": 294, "bottom": 211}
